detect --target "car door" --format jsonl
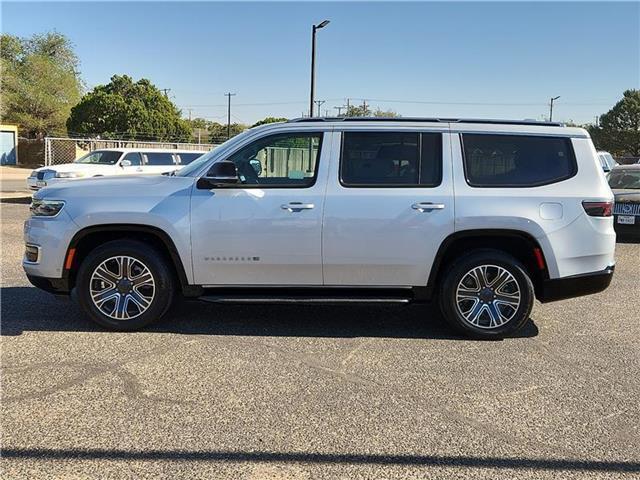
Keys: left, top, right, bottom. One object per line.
{"left": 322, "top": 129, "right": 454, "bottom": 286}
{"left": 119, "top": 152, "right": 144, "bottom": 175}
{"left": 141, "top": 151, "right": 178, "bottom": 174}
{"left": 190, "top": 130, "right": 331, "bottom": 285}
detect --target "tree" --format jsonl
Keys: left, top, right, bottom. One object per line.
{"left": 588, "top": 90, "right": 640, "bottom": 156}
{"left": 344, "top": 104, "right": 399, "bottom": 118}
{"left": 208, "top": 122, "right": 247, "bottom": 143}
{"left": 1, "top": 32, "right": 82, "bottom": 138}
{"left": 251, "top": 117, "right": 288, "bottom": 128}
{"left": 67, "top": 75, "right": 192, "bottom": 141}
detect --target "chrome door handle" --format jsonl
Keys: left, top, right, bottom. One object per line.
{"left": 412, "top": 202, "right": 445, "bottom": 212}
{"left": 281, "top": 202, "right": 315, "bottom": 212}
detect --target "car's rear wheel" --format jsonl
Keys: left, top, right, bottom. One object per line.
{"left": 439, "top": 249, "right": 534, "bottom": 339}
{"left": 76, "top": 240, "right": 175, "bottom": 330}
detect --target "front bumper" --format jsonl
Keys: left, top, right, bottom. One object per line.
{"left": 26, "top": 274, "right": 70, "bottom": 295}
{"left": 537, "top": 265, "right": 615, "bottom": 303}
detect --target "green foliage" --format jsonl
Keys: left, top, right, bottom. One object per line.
{"left": 1, "top": 32, "right": 82, "bottom": 138}
{"left": 251, "top": 117, "right": 288, "bottom": 128}
{"left": 344, "top": 104, "right": 399, "bottom": 118}
{"left": 67, "top": 75, "right": 192, "bottom": 141}
{"left": 208, "top": 122, "right": 247, "bottom": 143}
{"left": 588, "top": 90, "right": 640, "bottom": 156}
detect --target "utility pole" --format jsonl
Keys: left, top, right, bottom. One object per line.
{"left": 314, "top": 100, "right": 325, "bottom": 116}
{"left": 187, "top": 108, "right": 192, "bottom": 121}
{"left": 334, "top": 106, "right": 345, "bottom": 116}
{"left": 160, "top": 88, "right": 171, "bottom": 98}
{"left": 549, "top": 96, "right": 560, "bottom": 122}
{"left": 309, "top": 20, "right": 330, "bottom": 117}
{"left": 225, "top": 92, "right": 236, "bottom": 139}
{"left": 345, "top": 98, "right": 351, "bottom": 116}
{"left": 362, "top": 99, "right": 368, "bottom": 116}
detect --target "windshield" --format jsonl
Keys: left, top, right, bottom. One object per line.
{"left": 175, "top": 129, "right": 256, "bottom": 177}
{"left": 74, "top": 150, "right": 122, "bottom": 165}
{"left": 608, "top": 170, "right": 640, "bottom": 190}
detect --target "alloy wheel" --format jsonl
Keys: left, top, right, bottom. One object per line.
{"left": 89, "top": 256, "right": 156, "bottom": 320}
{"left": 455, "top": 264, "right": 521, "bottom": 329}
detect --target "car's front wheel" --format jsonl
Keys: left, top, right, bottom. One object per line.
{"left": 439, "top": 249, "right": 534, "bottom": 339}
{"left": 76, "top": 240, "right": 175, "bottom": 330}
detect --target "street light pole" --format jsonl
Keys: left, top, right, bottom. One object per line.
{"left": 549, "top": 96, "right": 560, "bottom": 122}
{"left": 309, "top": 20, "right": 330, "bottom": 117}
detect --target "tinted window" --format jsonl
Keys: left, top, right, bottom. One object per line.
{"left": 178, "top": 152, "right": 203, "bottom": 165}
{"left": 122, "top": 152, "right": 142, "bottom": 166}
{"left": 341, "top": 132, "right": 442, "bottom": 186}
{"left": 462, "top": 134, "right": 576, "bottom": 187}
{"left": 608, "top": 170, "right": 640, "bottom": 189}
{"left": 226, "top": 133, "right": 322, "bottom": 187}
{"left": 144, "top": 152, "right": 175, "bottom": 166}
{"left": 74, "top": 150, "right": 122, "bottom": 165}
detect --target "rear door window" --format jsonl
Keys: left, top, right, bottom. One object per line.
{"left": 340, "top": 132, "right": 442, "bottom": 187}
{"left": 462, "top": 134, "right": 577, "bottom": 187}
{"left": 143, "top": 152, "right": 176, "bottom": 166}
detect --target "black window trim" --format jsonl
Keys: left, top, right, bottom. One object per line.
{"left": 339, "top": 130, "right": 444, "bottom": 189}
{"left": 460, "top": 133, "right": 578, "bottom": 189}
{"left": 209, "top": 131, "right": 325, "bottom": 190}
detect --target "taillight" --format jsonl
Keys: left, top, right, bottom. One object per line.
{"left": 582, "top": 201, "right": 613, "bottom": 217}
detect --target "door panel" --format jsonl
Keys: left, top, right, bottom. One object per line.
{"left": 322, "top": 130, "right": 454, "bottom": 286}
{"left": 190, "top": 131, "right": 332, "bottom": 285}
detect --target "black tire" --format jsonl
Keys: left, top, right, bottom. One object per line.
{"left": 438, "top": 249, "right": 534, "bottom": 339}
{"left": 76, "top": 240, "right": 175, "bottom": 330}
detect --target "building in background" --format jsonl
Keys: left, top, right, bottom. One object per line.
{"left": 0, "top": 125, "right": 19, "bottom": 165}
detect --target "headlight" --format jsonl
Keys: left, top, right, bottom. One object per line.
{"left": 30, "top": 199, "right": 65, "bottom": 217}
{"left": 55, "top": 171, "right": 86, "bottom": 178}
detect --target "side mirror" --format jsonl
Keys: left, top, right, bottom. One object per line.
{"left": 197, "top": 160, "right": 239, "bottom": 189}
{"left": 120, "top": 159, "right": 132, "bottom": 168}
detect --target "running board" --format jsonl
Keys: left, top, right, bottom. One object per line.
{"left": 199, "top": 295, "right": 410, "bottom": 305}
{"left": 197, "top": 287, "right": 413, "bottom": 305}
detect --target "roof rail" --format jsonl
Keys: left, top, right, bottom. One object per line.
{"left": 287, "top": 117, "right": 564, "bottom": 127}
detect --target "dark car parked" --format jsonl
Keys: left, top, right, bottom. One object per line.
{"left": 608, "top": 164, "right": 640, "bottom": 238}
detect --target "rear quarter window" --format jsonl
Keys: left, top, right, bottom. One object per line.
{"left": 462, "top": 134, "right": 577, "bottom": 187}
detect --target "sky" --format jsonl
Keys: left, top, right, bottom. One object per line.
{"left": 2, "top": 1, "right": 639, "bottom": 126}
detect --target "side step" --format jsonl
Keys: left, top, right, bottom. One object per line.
{"left": 199, "top": 295, "right": 410, "bottom": 305}
{"left": 197, "top": 287, "right": 413, "bottom": 305}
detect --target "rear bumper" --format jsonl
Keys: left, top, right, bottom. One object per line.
{"left": 537, "top": 265, "right": 614, "bottom": 303}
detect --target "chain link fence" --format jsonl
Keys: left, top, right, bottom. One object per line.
{"left": 44, "top": 137, "right": 216, "bottom": 166}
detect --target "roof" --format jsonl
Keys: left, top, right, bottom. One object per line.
{"left": 612, "top": 163, "right": 640, "bottom": 170}
{"left": 288, "top": 117, "right": 565, "bottom": 127}
{"left": 90, "top": 147, "right": 208, "bottom": 153}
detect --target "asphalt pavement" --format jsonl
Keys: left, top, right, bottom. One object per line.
{"left": 1, "top": 201, "right": 639, "bottom": 479}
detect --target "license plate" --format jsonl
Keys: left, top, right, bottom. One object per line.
{"left": 36, "top": 181, "right": 47, "bottom": 188}
{"left": 617, "top": 215, "right": 635, "bottom": 225}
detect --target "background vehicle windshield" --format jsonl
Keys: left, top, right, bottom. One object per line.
{"left": 608, "top": 170, "right": 640, "bottom": 189}
{"left": 74, "top": 150, "right": 122, "bottom": 165}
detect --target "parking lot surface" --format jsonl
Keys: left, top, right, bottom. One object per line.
{"left": 1, "top": 200, "right": 639, "bottom": 479}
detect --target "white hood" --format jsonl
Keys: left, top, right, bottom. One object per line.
{"left": 36, "top": 162, "right": 119, "bottom": 175}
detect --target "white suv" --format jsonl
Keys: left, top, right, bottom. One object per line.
{"left": 23, "top": 118, "right": 616, "bottom": 338}
{"left": 27, "top": 148, "right": 206, "bottom": 190}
